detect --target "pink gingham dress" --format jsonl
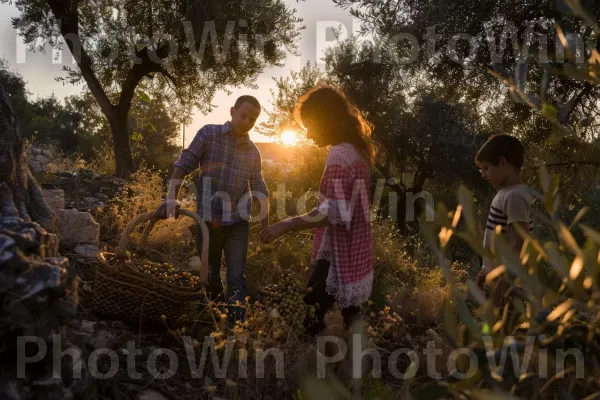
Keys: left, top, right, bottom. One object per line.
{"left": 311, "top": 143, "right": 373, "bottom": 308}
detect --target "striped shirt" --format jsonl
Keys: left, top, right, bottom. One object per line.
{"left": 482, "top": 184, "right": 534, "bottom": 271}
{"left": 174, "top": 121, "right": 268, "bottom": 226}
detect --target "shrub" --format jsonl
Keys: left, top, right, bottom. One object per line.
{"left": 410, "top": 165, "right": 600, "bottom": 398}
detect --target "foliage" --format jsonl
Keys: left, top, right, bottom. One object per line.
{"left": 258, "top": 61, "right": 330, "bottom": 137}
{"left": 0, "top": 59, "right": 29, "bottom": 119}
{"left": 67, "top": 89, "right": 181, "bottom": 171}
{"left": 402, "top": 6, "right": 600, "bottom": 398}
{"left": 334, "top": 0, "right": 600, "bottom": 219}
{"left": 5, "top": 0, "right": 304, "bottom": 175}
{"left": 335, "top": 0, "right": 600, "bottom": 141}
{"left": 0, "top": 60, "right": 90, "bottom": 153}
{"left": 410, "top": 167, "right": 600, "bottom": 398}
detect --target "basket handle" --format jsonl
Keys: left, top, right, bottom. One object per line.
{"left": 117, "top": 209, "right": 209, "bottom": 281}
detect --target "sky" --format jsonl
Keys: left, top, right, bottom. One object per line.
{"left": 0, "top": 0, "right": 369, "bottom": 145}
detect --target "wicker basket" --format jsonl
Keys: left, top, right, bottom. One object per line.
{"left": 90, "top": 209, "right": 209, "bottom": 325}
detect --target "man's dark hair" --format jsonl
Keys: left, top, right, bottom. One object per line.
{"left": 475, "top": 134, "right": 525, "bottom": 170}
{"left": 234, "top": 95, "right": 261, "bottom": 110}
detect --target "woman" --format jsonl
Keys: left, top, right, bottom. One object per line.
{"left": 259, "top": 85, "right": 377, "bottom": 335}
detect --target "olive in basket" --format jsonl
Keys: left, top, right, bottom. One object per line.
{"left": 136, "top": 262, "right": 201, "bottom": 288}
{"left": 258, "top": 273, "right": 317, "bottom": 327}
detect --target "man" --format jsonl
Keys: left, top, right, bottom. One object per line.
{"left": 156, "top": 95, "right": 269, "bottom": 325}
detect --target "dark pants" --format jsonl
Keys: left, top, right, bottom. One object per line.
{"left": 303, "top": 259, "right": 361, "bottom": 335}
{"left": 196, "top": 220, "right": 249, "bottom": 326}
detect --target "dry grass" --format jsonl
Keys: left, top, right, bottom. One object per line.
{"left": 87, "top": 140, "right": 117, "bottom": 176}
{"left": 84, "top": 151, "right": 478, "bottom": 398}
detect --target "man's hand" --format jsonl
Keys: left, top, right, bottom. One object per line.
{"left": 259, "top": 222, "right": 290, "bottom": 244}
{"left": 154, "top": 200, "right": 181, "bottom": 219}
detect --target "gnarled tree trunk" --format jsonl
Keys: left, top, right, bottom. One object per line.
{"left": 0, "top": 86, "right": 55, "bottom": 231}
{"left": 0, "top": 86, "right": 90, "bottom": 399}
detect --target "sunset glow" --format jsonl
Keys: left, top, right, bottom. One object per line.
{"left": 280, "top": 130, "right": 300, "bottom": 146}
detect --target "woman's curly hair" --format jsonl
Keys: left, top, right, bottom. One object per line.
{"left": 294, "top": 85, "right": 379, "bottom": 167}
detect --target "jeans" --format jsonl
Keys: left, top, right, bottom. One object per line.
{"left": 196, "top": 220, "right": 249, "bottom": 326}
{"left": 303, "top": 259, "right": 361, "bottom": 335}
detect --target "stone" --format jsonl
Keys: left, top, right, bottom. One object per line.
{"left": 57, "top": 209, "right": 99, "bottom": 245}
{"left": 137, "top": 389, "right": 169, "bottom": 400}
{"left": 73, "top": 244, "right": 99, "bottom": 259}
{"left": 83, "top": 197, "right": 97, "bottom": 206}
{"left": 0, "top": 381, "right": 20, "bottom": 400}
{"left": 91, "top": 330, "right": 117, "bottom": 349}
{"left": 27, "top": 154, "right": 51, "bottom": 173}
{"left": 94, "top": 193, "right": 109, "bottom": 201}
{"left": 79, "top": 320, "right": 96, "bottom": 335}
{"left": 42, "top": 189, "right": 65, "bottom": 212}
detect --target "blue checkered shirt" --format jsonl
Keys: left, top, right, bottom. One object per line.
{"left": 174, "top": 121, "right": 268, "bottom": 226}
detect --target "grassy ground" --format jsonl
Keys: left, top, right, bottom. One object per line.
{"left": 73, "top": 162, "right": 475, "bottom": 400}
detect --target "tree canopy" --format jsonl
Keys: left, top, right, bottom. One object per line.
{"left": 7, "top": 0, "right": 304, "bottom": 176}
{"left": 335, "top": 0, "right": 600, "bottom": 144}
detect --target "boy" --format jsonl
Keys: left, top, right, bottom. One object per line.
{"left": 475, "top": 134, "right": 533, "bottom": 307}
{"left": 156, "top": 95, "right": 269, "bottom": 325}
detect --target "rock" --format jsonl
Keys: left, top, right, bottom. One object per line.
{"left": 79, "top": 320, "right": 97, "bottom": 335}
{"left": 27, "top": 154, "right": 51, "bottom": 173}
{"left": 110, "top": 321, "right": 129, "bottom": 331}
{"left": 83, "top": 197, "right": 97, "bottom": 206}
{"left": 42, "top": 189, "right": 65, "bottom": 212}
{"left": 73, "top": 244, "right": 99, "bottom": 259}
{"left": 138, "top": 389, "right": 169, "bottom": 400}
{"left": 0, "top": 381, "right": 20, "bottom": 400}
{"left": 0, "top": 214, "right": 86, "bottom": 398}
{"left": 426, "top": 329, "right": 444, "bottom": 346}
{"left": 110, "top": 177, "right": 126, "bottom": 186}
{"left": 94, "top": 193, "right": 109, "bottom": 201}
{"left": 57, "top": 209, "right": 99, "bottom": 245}
{"left": 91, "top": 330, "right": 117, "bottom": 349}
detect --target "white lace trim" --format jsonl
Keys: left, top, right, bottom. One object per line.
{"left": 317, "top": 199, "right": 351, "bottom": 230}
{"left": 325, "top": 269, "right": 373, "bottom": 308}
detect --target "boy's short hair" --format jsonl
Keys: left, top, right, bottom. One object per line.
{"left": 475, "top": 134, "right": 525, "bottom": 170}
{"left": 234, "top": 95, "right": 261, "bottom": 110}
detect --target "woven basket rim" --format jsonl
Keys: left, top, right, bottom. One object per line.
{"left": 96, "top": 255, "right": 205, "bottom": 296}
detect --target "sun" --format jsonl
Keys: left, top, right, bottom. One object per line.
{"left": 280, "top": 130, "right": 300, "bottom": 146}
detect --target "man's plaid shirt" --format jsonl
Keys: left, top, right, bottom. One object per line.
{"left": 174, "top": 121, "right": 268, "bottom": 226}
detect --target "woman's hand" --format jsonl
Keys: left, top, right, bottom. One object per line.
{"left": 259, "top": 222, "right": 290, "bottom": 244}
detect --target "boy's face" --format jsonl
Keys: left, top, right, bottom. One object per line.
{"left": 230, "top": 102, "right": 261, "bottom": 136}
{"left": 478, "top": 158, "right": 510, "bottom": 189}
